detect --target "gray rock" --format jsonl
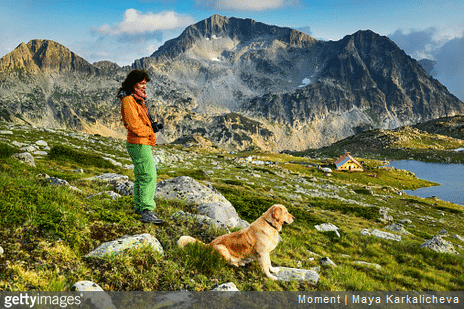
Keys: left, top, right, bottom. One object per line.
{"left": 71, "top": 281, "right": 116, "bottom": 309}
{"left": 156, "top": 176, "right": 231, "bottom": 206}
{"left": 0, "top": 130, "right": 13, "bottom": 135}
{"left": 361, "top": 229, "right": 401, "bottom": 242}
{"left": 12, "top": 152, "right": 36, "bottom": 167}
{"left": 45, "top": 177, "right": 81, "bottom": 192}
{"left": 85, "top": 233, "right": 164, "bottom": 259}
{"left": 420, "top": 235, "right": 458, "bottom": 254}
{"left": 87, "top": 191, "right": 122, "bottom": 200}
{"left": 213, "top": 282, "right": 239, "bottom": 291}
{"left": 103, "top": 157, "right": 122, "bottom": 167}
{"left": 384, "top": 223, "right": 411, "bottom": 235}
{"left": 71, "top": 281, "right": 104, "bottom": 291}
{"left": 315, "top": 223, "right": 340, "bottom": 237}
{"left": 398, "top": 219, "right": 412, "bottom": 224}
{"left": 0, "top": 246, "right": 4, "bottom": 256}
{"left": 353, "top": 261, "right": 382, "bottom": 270}
{"left": 274, "top": 267, "right": 320, "bottom": 284}
{"left": 171, "top": 211, "right": 230, "bottom": 233}
{"left": 197, "top": 202, "right": 249, "bottom": 229}
{"left": 86, "top": 173, "right": 129, "bottom": 184}
{"left": 35, "top": 140, "right": 48, "bottom": 147}
{"left": 320, "top": 257, "right": 337, "bottom": 267}
{"left": 113, "top": 181, "right": 134, "bottom": 196}
{"left": 438, "top": 229, "right": 449, "bottom": 236}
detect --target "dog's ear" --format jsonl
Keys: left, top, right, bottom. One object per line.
{"left": 272, "top": 205, "right": 284, "bottom": 231}
{"left": 272, "top": 206, "right": 284, "bottom": 222}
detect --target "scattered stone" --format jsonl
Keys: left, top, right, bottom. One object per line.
{"left": 398, "top": 219, "right": 412, "bottom": 224}
{"left": 453, "top": 235, "right": 464, "bottom": 242}
{"left": 35, "top": 140, "right": 48, "bottom": 147}
{"left": 420, "top": 235, "right": 458, "bottom": 254}
{"left": 361, "top": 229, "right": 401, "bottom": 241}
{"left": 353, "top": 261, "right": 382, "bottom": 270}
{"left": 213, "top": 282, "right": 239, "bottom": 291}
{"left": 320, "top": 257, "right": 337, "bottom": 267}
{"left": 384, "top": 223, "right": 411, "bottom": 235}
{"left": 197, "top": 202, "right": 249, "bottom": 229}
{"left": 71, "top": 281, "right": 104, "bottom": 291}
{"left": 103, "top": 157, "right": 122, "bottom": 167}
{"left": 87, "top": 191, "right": 121, "bottom": 200}
{"left": 45, "top": 177, "right": 81, "bottom": 192}
{"left": 171, "top": 211, "right": 230, "bottom": 233}
{"left": 438, "top": 229, "right": 449, "bottom": 236}
{"left": 12, "top": 152, "right": 36, "bottom": 167}
{"left": 113, "top": 181, "right": 134, "bottom": 196}
{"left": 315, "top": 223, "right": 340, "bottom": 237}
{"left": 0, "top": 130, "right": 13, "bottom": 135}
{"left": 73, "top": 169, "right": 84, "bottom": 173}
{"left": 86, "top": 173, "right": 129, "bottom": 184}
{"left": 85, "top": 233, "right": 164, "bottom": 259}
{"left": 273, "top": 267, "right": 320, "bottom": 284}
{"left": 71, "top": 281, "right": 116, "bottom": 309}
{"left": 156, "top": 176, "right": 231, "bottom": 206}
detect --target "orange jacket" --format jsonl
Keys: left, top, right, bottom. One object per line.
{"left": 121, "top": 95, "right": 156, "bottom": 146}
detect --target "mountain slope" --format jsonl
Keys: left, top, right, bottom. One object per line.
{"left": 0, "top": 16, "right": 462, "bottom": 152}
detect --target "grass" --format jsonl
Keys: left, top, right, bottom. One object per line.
{"left": 0, "top": 122, "right": 463, "bottom": 291}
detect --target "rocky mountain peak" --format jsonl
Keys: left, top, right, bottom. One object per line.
{"left": 150, "top": 14, "right": 317, "bottom": 61}
{"left": 0, "top": 39, "right": 95, "bottom": 74}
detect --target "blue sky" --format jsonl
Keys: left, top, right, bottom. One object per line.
{"left": 1, "top": 0, "right": 464, "bottom": 99}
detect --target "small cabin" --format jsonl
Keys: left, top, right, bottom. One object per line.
{"left": 335, "top": 152, "right": 363, "bottom": 171}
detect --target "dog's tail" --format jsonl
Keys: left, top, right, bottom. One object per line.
{"left": 177, "top": 235, "right": 205, "bottom": 247}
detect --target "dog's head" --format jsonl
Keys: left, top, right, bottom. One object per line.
{"left": 263, "top": 204, "right": 294, "bottom": 232}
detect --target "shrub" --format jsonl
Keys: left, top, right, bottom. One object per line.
{"left": 0, "top": 142, "right": 16, "bottom": 158}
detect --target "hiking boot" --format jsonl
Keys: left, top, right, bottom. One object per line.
{"left": 139, "top": 209, "right": 164, "bottom": 224}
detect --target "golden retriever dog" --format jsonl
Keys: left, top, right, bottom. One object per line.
{"left": 178, "top": 204, "right": 294, "bottom": 280}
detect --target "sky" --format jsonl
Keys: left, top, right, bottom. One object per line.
{"left": 1, "top": 0, "right": 464, "bottom": 99}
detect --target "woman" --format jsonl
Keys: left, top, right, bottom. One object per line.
{"left": 118, "top": 69, "right": 164, "bottom": 224}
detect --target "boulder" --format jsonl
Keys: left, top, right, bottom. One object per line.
{"left": 213, "top": 282, "right": 239, "bottom": 291}
{"left": 197, "top": 202, "right": 249, "bottom": 229}
{"left": 85, "top": 233, "right": 164, "bottom": 259}
{"left": 273, "top": 267, "right": 320, "bottom": 284}
{"left": 156, "top": 176, "right": 230, "bottom": 206}
{"left": 12, "top": 152, "right": 35, "bottom": 167}
{"left": 420, "top": 235, "right": 459, "bottom": 254}
{"left": 384, "top": 223, "right": 411, "bottom": 235}
{"left": 171, "top": 211, "right": 230, "bottom": 233}
{"left": 361, "top": 229, "right": 401, "bottom": 242}
{"left": 71, "top": 281, "right": 116, "bottom": 309}
{"left": 86, "top": 173, "right": 129, "bottom": 184}
{"left": 315, "top": 223, "right": 340, "bottom": 237}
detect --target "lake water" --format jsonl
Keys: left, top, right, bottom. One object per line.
{"left": 387, "top": 160, "right": 464, "bottom": 206}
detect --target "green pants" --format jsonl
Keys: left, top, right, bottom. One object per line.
{"left": 126, "top": 143, "right": 157, "bottom": 211}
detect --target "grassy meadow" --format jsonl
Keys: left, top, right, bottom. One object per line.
{"left": 0, "top": 122, "right": 463, "bottom": 291}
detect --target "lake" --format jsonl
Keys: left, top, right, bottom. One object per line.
{"left": 387, "top": 160, "right": 464, "bottom": 206}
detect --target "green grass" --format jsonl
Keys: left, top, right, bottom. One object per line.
{"left": 0, "top": 122, "right": 463, "bottom": 291}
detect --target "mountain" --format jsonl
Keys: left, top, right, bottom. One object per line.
{"left": 0, "top": 39, "right": 96, "bottom": 74}
{"left": 0, "top": 16, "right": 463, "bottom": 152}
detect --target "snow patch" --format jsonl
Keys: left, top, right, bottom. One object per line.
{"left": 299, "top": 78, "right": 311, "bottom": 87}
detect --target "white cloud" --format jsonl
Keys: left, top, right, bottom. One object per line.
{"left": 94, "top": 9, "right": 194, "bottom": 37}
{"left": 388, "top": 26, "right": 464, "bottom": 101}
{"left": 194, "top": 0, "right": 300, "bottom": 11}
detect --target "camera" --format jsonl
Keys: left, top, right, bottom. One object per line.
{"left": 151, "top": 121, "right": 164, "bottom": 133}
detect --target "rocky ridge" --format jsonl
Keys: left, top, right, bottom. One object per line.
{"left": 0, "top": 15, "right": 463, "bottom": 153}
